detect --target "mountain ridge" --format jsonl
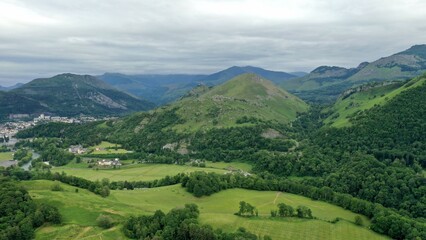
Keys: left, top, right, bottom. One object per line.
{"left": 0, "top": 73, "right": 154, "bottom": 120}
{"left": 98, "top": 66, "right": 298, "bottom": 105}
{"left": 283, "top": 44, "right": 426, "bottom": 103}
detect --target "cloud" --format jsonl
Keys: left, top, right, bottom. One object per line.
{"left": 0, "top": 0, "right": 426, "bottom": 85}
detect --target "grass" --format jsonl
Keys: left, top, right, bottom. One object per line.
{"left": 169, "top": 74, "right": 308, "bottom": 132}
{"left": 324, "top": 77, "right": 426, "bottom": 127}
{"left": 88, "top": 141, "right": 130, "bottom": 154}
{"left": 0, "top": 152, "right": 13, "bottom": 162}
{"left": 51, "top": 163, "right": 229, "bottom": 182}
{"left": 22, "top": 180, "right": 389, "bottom": 240}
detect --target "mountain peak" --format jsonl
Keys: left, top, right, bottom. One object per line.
{"left": 398, "top": 44, "right": 426, "bottom": 59}
{"left": 311, "top": 66, "right": 347, "bottom": 74}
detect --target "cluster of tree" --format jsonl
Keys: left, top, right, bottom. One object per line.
{"left": 182, "top": 172, "right": 226, "bottom": 197}
{"left": 109, "top": 173, "right": 186, "bottom": 190}
{"left": 107, "top": 109, "right": 187, "bottom": 153}
{"left": 16, "top": 138, "right": 75, "bottom": 166}
{"left": 0, "top": 178, "right": 61, "bottom": 240}
{"left": 190, "top": 125, "right": 294, "bottom": 162}
{"left": 16, "top": 121, "right": 108, "bottom": 147}
{"left": 123, "top": 203, "right": 266, "bottom": 240}
{"left": 13, "top": 148, "right": 32, "bottom": 166}
{"left": 270, "top": 204, "right": 313, "bottom": 219}
{"left": 236, "top": 201, "right": 258, "bottom": 217}
{"left": 0, "top": 145, "right": 10, "bottom": 152}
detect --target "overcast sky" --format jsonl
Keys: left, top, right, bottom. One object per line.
{"left": 1, "top": 0, "right": 426, "bottom": 85}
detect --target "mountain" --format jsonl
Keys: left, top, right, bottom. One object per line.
{"left": 164, "top": 73, "right": 308, "bottom": 132}
{"left": 0, "top": 73, "right": 154, "bottom": 120}
{"left": 98, "top": 73, "right": 207, "bottom": 105}
{"left": 283, "top": 44, "right": 426, "bottom": 103}
{"left": 98, "top": 66, "right": 297, "bottom": 106}
{"left": 323, "top": 76, "right": 426, "bottom": 127}
{"left": 0, "top": 83, "right": 24, "bottom": 91}
{"left": 317, "top": 72, "right": 426, "bottom": 164}
{"left": 199, "top": 66, "right": 297, "bottom": 86}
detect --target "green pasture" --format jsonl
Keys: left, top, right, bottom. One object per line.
{"left": 0, "top": 152, "right": 13, "bottom": 162}
{"left": 22, "top": 181, "right": 388, "bottom": 240}
{"left": 52, "top": 163, "right": 228, "bottom": 182}
{"left": 88, "top": 141, "right": 130, "bottom": 154}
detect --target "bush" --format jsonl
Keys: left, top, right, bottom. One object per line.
{"left": 355, "top": 216, "right": 363, "bottom": 226}
{"left": 50, "top": 183, "right": 63, "bottom": 191}
{"left": 96, "top": 214, "right": 114, "bottom": 229}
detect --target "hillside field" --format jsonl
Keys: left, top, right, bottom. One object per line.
{"left": 51, "top": 162, "right": 252, "bottom": 182}
{"left": 88, "top": 141, "right": 130, "bottom": 154}
{"left": 21, "top": 180, "right": 388, "bottom": 240}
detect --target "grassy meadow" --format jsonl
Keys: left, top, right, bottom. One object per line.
{"left": 0, "top": 152, "right": 13, "bottom": 162}
{"left": 22, "top": 180, "right": 388, "bottom": 240}
{"left": 51, "top": 161, "right": 252, "bottom": 182}
{"left": 88, "top": 141, "right": 130, "bottom": 154}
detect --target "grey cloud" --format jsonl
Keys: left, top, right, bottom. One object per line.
{"left": 0, "top": 0, "right": 426, "bottom": 85}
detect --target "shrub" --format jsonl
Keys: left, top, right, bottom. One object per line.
{"left": 50, "top": 183, "right": 63, "bottom": 191}
{"left": 355, "top": 216, "right": 363, "bottom": 226}
{"left": 96, "top": 214, "right": 114, "bottom": 229}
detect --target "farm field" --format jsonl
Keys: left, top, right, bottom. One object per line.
{"left": 0, "top": 152, "right": 13, "bottom": 162}
{"left": 206, "top": 161, "right": 252, "bottom": 172}
{"left": 52, "top": 163, "right": 229, "bottom": 181}
{"left": 88, "top": 141, "right": 130, "bottom": 154}
{"left": 22, "top": 180, "right": 389, "bottom": 240}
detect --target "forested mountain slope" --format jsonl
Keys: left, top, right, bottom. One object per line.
{"left": 0, "top": 73, "right": 154, "bottom": 119}
{"left": 284, "top": 44, "right": 426, "bottom": 103}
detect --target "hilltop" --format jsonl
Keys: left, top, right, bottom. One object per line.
{"left": 0, "top": 73, "right": 154, "bottom": 119}
{"left": 169, "top": 73, "right": 308, "bottom": 131}
{"left": 284, "top": 44, "right": 426, "bottom": 103}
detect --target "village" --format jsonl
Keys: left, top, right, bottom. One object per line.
{"left": 0, "top": 114, "right": 117, "bottom": 144}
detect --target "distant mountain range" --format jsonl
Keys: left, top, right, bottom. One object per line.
{"left": 0, "top": 83, "right": 23, "bottom": 91}
{"left": 2, "top": 44, "right": 425, "bottom": 119}
{"left": 283, "top": 44, "right": 426, "bottom": 103}
{"left": 0, "top": 74, "right": 154, "bottom": 120}
{"left": 98, "top": 66, "right": 299, "bottom": 105}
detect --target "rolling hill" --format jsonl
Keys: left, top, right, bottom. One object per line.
{"left": 98, "top": 66, "right": 298, "bottom": 105}
{"left": 169, "top": 73, "right": 308, "bottom": 131}
{"left": 0, "top": 73, "right": 154, "bottom": 119}
{"left": 284, "top": 44, "right": 426, "bottom": 103}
